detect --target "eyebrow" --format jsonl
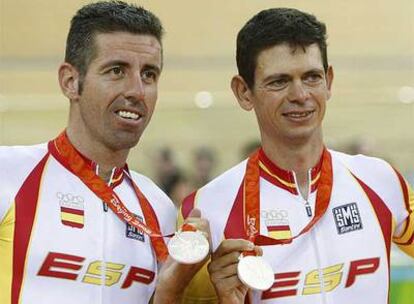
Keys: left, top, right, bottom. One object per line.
{"left": 99, "top": 60, "right": 161, "bottom": 75}
{"left": 100, "top": 60, "right": 129, "bottom": 70}
{"left": 143, "top": 64, "right": 161, "bottom": 76}
{"left": 262, "top": 68, "right": 325, "bottom": 82}
{"left": 303, "top": 68, "right": 325, "bottom": 75}
{"left": 262, "top": 73, "right": 291, "bottom": 83}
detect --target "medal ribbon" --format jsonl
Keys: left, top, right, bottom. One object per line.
{"left": 243, "top": 148, "right": 333, "bottom": 246}
{"left": 48, "top": 131, "right": 169, "bottom": 262}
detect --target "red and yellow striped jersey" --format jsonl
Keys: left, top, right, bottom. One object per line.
{"left": 0, "top": 142, "right": 176, "bottom": 304}
{"left": 179, "top": 149, "right": 414, "bottom": 304}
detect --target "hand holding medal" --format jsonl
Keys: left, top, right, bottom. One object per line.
{"left": 154, "top": 209, "right": 211, "bottom": 302}
{"left": 208, "top": 239, "right": 264, "bottom": 303}
{"left": 168, "top": 209, "right": 210, "bottom": 264}
{"left": 237, "top": 253, "right": 274, "bottom": 291}
{"left": 236, "top": 213, "right": 274, "bottom": 291}
{"left": 237, "top": 243, "right": 274, "bottom": 291}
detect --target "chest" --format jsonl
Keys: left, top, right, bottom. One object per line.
{"left": 16, "top": 162, "right": 158, "bottom": 296}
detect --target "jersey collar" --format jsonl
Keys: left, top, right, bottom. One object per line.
{"left": 50, "top": 130, "right": 125, "bottom": 188}
{"left": 258, "top": 148, "right": 322, "bottom": 195}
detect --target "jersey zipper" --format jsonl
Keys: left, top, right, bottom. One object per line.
{"left": 307, "top": 169, "right": 327, "bottom": 304}
{"left": 292, "top": 169, "right": 313, "bottom": 218}
{"left": 96, "top": 166, "right": 116, "bottom": 304}
{"left": 293, "top": 169, "right": 327, "bottom": 304}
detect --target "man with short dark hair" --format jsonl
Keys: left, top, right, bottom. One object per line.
{"left": 0, "top": 2, "right": 203, "bottom": 303}
{"left": 180, "top": 8, "right": 414, "bottom": 303}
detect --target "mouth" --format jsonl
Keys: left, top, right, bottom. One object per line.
{"left": 115, "top": 109, "right": 143, "bottom": 121}
{"left": 282, "top": 110, "right": 315, "bottom": 120}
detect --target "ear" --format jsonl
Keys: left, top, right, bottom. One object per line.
{"left": 58, "top": 63, "right": 81, "bottom": 101}
{"left": 325, "top": 65, "right": 334, "bottom": 100}
{"left": 231, "top": 75, "right": 254, "bottom": 111}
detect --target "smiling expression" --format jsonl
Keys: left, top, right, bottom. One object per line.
{"left": 72, "top": 31, "right": 162, "bottom": 153}
{"left": 247, "top": 43, "right": 333, "bottom": 146}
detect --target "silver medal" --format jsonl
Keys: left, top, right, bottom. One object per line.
{"left": 237, "top": 255, "right": 274, "bottom": 291}
{"left": 168, "top": 231, "right": 209, "bottom": 264}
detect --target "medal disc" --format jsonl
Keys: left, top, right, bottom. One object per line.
{"left": 237, "top": 255, "right": 274, "bottom": 291}
{"left": 168, "top": 231, "right": 209, "bottom": 264}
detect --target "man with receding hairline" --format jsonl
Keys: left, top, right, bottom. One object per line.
{"left": 0, "top": 2, "right": 207, "bottom": 303}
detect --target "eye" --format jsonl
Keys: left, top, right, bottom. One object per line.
{"left": 267, "top": 78, "right": 289, "bottom": 90}
{"left": 111, "top": 66, "right": 124, "bottom": 76}
{"left": 141, "top": 69, "right": 158, "bottom": 83}
{"left": 304, "top": 73, "right": 323, "bottom": 84}
{"left": 105, "top": 66, "right": 125, "bottom": 79}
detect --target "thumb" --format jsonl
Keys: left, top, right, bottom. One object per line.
{"left": 188, "top": 208, "right": 201, "bottom": 218}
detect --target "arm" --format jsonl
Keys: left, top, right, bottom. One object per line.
{"left": 153, "top": 209, "right": 211, "bottom": 303}
{"left": 393, "top": 179, "right": 414, "bottom": 257}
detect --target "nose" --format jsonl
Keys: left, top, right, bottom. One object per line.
{"left": 125, "top": 72, "right": 145, "bottom": 102}
{"left": 287, "top": 80, "right": 309, "bottom": 104}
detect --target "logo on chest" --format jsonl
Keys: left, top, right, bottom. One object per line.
{"left": 333, "top": 203, "right": 363, "bottom": 235}
{"left": 261, "top": 209, "right": 292, "bottom": 239}
{"left": 57, "top": 192, "right": 85, "bottom": 229}
{"left": 126, "top": 214, "right": 145, "bottom": 242}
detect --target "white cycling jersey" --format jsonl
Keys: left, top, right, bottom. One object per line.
{"left": 180, "top": 149, "right": 414, "bottom": 304}
{"left": 0, "top": 141, "right": 176, "bottom": 304}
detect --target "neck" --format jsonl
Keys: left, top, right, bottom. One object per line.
{"left": 66, "top": 127, "right": 128, "bottom": 181}
{"left": 262, "top": 141, "right": 323, "bottom": 173}
{"left": 261, "top": 134, "right": 324, "bottom": 199}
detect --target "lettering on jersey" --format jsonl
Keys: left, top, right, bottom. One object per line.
{"left": 82, "top": 261, "right": 125, "bottom": 286}
{"left": 38, "top": 252, "right": 84, "bottom": 280}
{"left": 262, "top": 257, "right": 380, "bottom": 300}
{"left": 38, "top": 251, "right": 155, "bottom": 288}
{"left": 57, "top": 192, "right": 85, "bottom": 229}
{"left": 261, "top": 209, "right": 292, "bottom": 239}
{"left": 332, "top": 203, "right": 363, "bottom": 235}
{"left": 122, "top": 266, "right": 155, "bottom": 288}
{"left": 302, "top": 263, "right": 343, "bottom": 295}
{"left": 126, "top": 214, "right": 145, "bottom": 242}
{"left": 262, "top": 271, "right": 300, "bottom": 299}
{"left": 345, "top": 257, "right": 380, "bottom": 287}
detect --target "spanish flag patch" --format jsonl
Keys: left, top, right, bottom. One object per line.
{"left": 57, "top": 192, "right": 85, "bottom": 229}
{"left": 61, "top": 207, "right": 84, "bottom": 228}
{"left": 267, "top": 224, "right": 292, "bottom": 240}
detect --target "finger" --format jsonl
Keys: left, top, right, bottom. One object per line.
{"left": 183, "top": 218, "right": 210, "bottom": 239}
{"left": 181, "top": 210, "right": 212, "bottom": 249}
{"left": 209, "top": 251, "right": 241, "bottom": 271}
{"left": 184, "top": 217, "right": 209, "bottom": 229}
{"left": 212, "top": 239, "right": 254, "bottom": 258}
{"left": 211, "top": 274, "right": 244, "bottom": 292}
{"left": 254, "top": 245, "right": 263, "bottom": 256}
{"left": 187, "top": 208, "right": 201, "bottom": 218}
{"left": 182, "top": 211, "right": 209, "bottom": 234}
{"left": 184, "top": 208, "right": 208, "bottom": 231}
{"left": 208, "top": 262, "right": 239, "bottom": 280}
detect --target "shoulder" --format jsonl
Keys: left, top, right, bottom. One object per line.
{"left": 331, "top": 150, "right": 397, "bottom": 185}
{"left": 330, "top": 149, "right": 405, "bottom": 205}
{"left": 0, "top": 143, "right": 48, "bottom": 166}
{"left": 0, "top": 143, "right": 49, "bottom": 221}
{"left": 0, "top": 143, "right": 49, "bottom": 187}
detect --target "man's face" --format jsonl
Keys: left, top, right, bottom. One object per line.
{"left": 74, "top": 31, "right": 162, "bottom": 152}
{"left": 247, "top": 43, "right": 333, "bottom": 145}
